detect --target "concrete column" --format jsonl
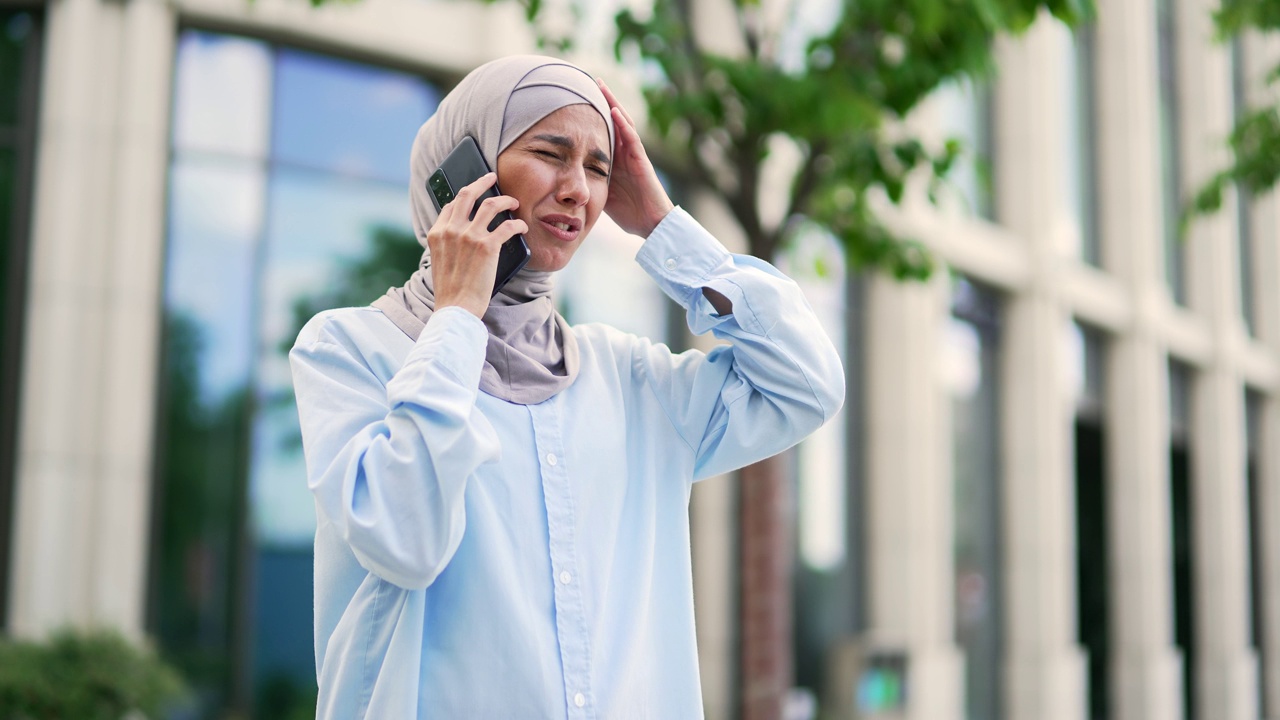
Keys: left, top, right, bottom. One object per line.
{"left": 1250, "top": 37, "right": 1280, "bottom": 720}
{"left": 1106, "top": 337, "right": 1183, "bottom": 720}
{"left": 1095, "top": 1, "right": 1185, "bottom": 718}
{"left": 1246, "top": 19, "right": 1280, "bottom": 699}
{"left": 1177, "top": 0, "right": 1261, "bottom": 717}
{"left": 863, "top": 273, "right": 963, "bottom": 720}
{"left": 10, "top": 0, "right": 175, "bottom": 637}
{"left": 992, "top": 17, "right": 1087, "bottom": 720}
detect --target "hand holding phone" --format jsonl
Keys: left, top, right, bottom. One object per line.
{"left": 427, "top": 137, "right": 532, "bottom": 297}
{"left": 426, "top": 173, "right": 528, "bottom": 319}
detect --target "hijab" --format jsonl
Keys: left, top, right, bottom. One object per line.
{"left": 372, "top": 55, "right": 615, "bottom": 405}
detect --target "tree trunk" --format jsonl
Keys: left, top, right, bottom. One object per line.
{"left": 739, "top": 452, "right": 793, "bottom": 720}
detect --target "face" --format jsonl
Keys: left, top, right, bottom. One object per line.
{"left": 496, "top": 104, "right": 611, "bottom": 272}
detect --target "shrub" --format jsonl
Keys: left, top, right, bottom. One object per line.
{"left": 0, "top": 628, "right": 186, "bottom": 720}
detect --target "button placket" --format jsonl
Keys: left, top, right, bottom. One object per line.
{"left": 528, "top": 401, "right": 594, "bottom": 718}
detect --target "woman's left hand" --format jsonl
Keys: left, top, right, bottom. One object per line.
{"left": 597, "top": 78, "right": 675, "bottom": 238}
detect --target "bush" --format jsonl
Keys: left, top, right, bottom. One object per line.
{"left": 0, "top": 628, "right": 186, "bottom": 720}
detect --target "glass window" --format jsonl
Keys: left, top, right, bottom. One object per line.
{"left": 1246, "top": 389, "right": 1266, "bottom": 718}
{"left": 784, "top": 228, "right": 862, "bottom": 713}
{"left": 1070, "top": 322, "right": 1109, "bottom": 720}
{"left": 1169, "top": 358, "right": 1195, "bottom": 720}
{"left": 1066, "top": 25, "right": 1102, "bottom": 266}
{"left": 934, "top": 80, "right": 996, "bottom": 220}
{"left": 1231, "top": 39, "right": 1256, "bottom": 336}
{"left": 0, "top": 7, "right": 42, "bottom": 629}
{"left": 946, "top": 277, "right": 1003, "bottom": 720}
{"left": 1156, "top": 0, "right": 1187, "bottom": 305}
{"left": 151, "top": 30, "right": 441, "bottom": 718}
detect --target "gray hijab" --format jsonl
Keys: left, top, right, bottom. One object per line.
{"left": 372, "top": 55, "right": 615, "bottom": 405}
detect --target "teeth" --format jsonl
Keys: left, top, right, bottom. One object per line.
{"left": 553, "top": 222, "right": 571, "bottom": 231}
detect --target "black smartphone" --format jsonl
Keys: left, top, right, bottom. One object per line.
{"left": 427, "top": 136, "right": 532, "bottom": 296}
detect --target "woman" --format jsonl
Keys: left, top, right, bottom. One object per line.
{"left": 290, "top": 55, "right": 844, "bottom": 719}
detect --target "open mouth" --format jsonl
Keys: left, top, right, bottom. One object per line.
{"left": 540, "top": 215, "right": 582, "bottom": 240}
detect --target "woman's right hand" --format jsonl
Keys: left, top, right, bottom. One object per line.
{"left": 427, "top": 173, "right": 529, "bottom": 319}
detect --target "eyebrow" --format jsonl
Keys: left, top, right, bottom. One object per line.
{"left": 532, "top": 133, "right": 611, "bottom": 166}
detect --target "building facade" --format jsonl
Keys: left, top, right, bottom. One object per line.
{"left": 1, "top": 0, "right": 1278, "bottom": 719}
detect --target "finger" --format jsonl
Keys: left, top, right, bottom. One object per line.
{"left": 469, "top": 194, "right": 521, "bottom": 231}
{"left": 451, "top": 172, "right": 499, "bottom": 214}
{"left": 612, "top": 107, "right": 645, "bottom": 160}
{"left": 489, "top": 217, "right": 528, "bottom": 242}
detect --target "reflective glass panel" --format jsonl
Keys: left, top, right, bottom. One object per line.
{"left": 0, "top": 7, "right": 41, "bottom": 629}
{"left": 155, "top": 30, "right": 441, "bottom": 719}
{"left": 0, "top": 13, "right": 37, "bottom": 124}
{"left": 1169, "top": 358, "right": 1195, "bottom": 720}
{"left": 934, "top": 80, "right": 995, "bottom": 220}
{"left": 784, "top": 228, "right": 861, "bottom": 714}
{"left": 164, "top": 158, "right": 265, "bottom": 403}
{"left": 1246, "top": 389, "right": 1266, "bottom": 718}
{"left": 785, "top": 227, "right": 848, "bottom": 573}
{"left": 1231, "top": 39, "right": 1256, "bottom": 336}
{"left": 1066, "top": 25, "right": 1101, "bottom": 266}
{"left": 273, "top": 48, "right": 438, "bottom": 183}
{"left": 1156, "top": 0, "right": 1187, "bottom": 305}
{"left": 171, "top": 31, "right": 272, "bottom": 157}
{"left": 1071, "top": 322, "right": 1109, "bottom": 720}
{"left": 0, "top": 145, "right": 12, "bottom": 353}
{"left": 155, "top": 115, "right": 269, "bottom": 717}
{"left": 252, "top": 167, "right": 412, "bottom": 547}
{"left": 948, "top": 278, "right": 1003, "bottom": 720}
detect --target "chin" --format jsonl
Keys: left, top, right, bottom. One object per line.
{"left": 527, "top": 249, "right": 576, "bottom": 273}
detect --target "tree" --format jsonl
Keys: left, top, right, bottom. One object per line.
{"left": 1187, "top": 0, "right": 1280, "bottom": 224}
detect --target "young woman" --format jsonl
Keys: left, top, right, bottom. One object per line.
{"left": 290, "top": 54, "right": 844, "bottom": 719}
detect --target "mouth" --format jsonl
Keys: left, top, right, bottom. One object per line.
{"left": 539, "top": 214, "right": 583, "bottom": 241}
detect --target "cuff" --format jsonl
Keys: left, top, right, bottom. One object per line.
{"left": 635, "top": 206, "right": 734, "bottom": 308}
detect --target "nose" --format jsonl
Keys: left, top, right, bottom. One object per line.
{"left": 557, "top": 165, "right": 590, "bottom": 207}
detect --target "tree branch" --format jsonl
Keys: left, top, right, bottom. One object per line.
{"left": 734, "top": 1, "right": 761, "bottom": 59}
{"left": 782, "top": 138, "right": 829, "bottom": 229}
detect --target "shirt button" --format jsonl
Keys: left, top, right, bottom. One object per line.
{"left": 559, "top": 570, "right": 572, "bottom": 584}
{"left": 574, "top": 692, "right": 585, "bottom": 707}
{"left": 664, "top": 258, "right": 678, "bottom": 271}
{"left": 546, "top": 453, "right": 558, "bottom": 466}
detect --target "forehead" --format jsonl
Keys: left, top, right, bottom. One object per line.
{"left": 522, "top": 104, "right": 610, "bottom": 151}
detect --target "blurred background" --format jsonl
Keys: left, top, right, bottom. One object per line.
{"left": 1, "top": 0, "right": 1278, "bottom": 718}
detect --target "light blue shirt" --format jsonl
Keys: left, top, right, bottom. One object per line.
{"left": 290, "top": 208, "right": 844, "bottom": 719}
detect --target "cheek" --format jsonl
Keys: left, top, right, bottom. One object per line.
{"left": 586, "top": 179, "right": 608, "bottom": 218}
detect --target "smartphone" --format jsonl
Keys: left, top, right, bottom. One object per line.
{"left": 427, "top": 136, "right": 532, "bottom": 296}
